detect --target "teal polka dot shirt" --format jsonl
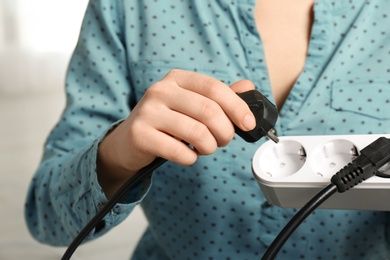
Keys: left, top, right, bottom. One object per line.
{"left": 25, "top": 0, "right": 390, "bottom": 259}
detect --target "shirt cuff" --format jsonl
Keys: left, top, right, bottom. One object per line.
{"left": 88, "top": 120, "right": 152, "bottom": 231}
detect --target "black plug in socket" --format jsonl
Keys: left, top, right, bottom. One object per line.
{"left": 235, "top": 90, "right": 279, "bottom": 143}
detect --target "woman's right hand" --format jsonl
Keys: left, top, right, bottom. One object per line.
{"left": 97, "top": 69, "right": 256, "bottom": 198}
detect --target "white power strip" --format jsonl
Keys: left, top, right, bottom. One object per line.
{"left": 252, "top": 134, "right": 390, "bottom": 211}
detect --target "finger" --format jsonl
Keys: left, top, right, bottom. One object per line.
{"left": 155, "top": 108, "right": 219, "bottom": 155}
{"left": 141, "top": 126, "right": 199, "bottom": 166}
{"left": 230, "top": 79, "right": 256, "bottom": 93}
{"left": 162, "top": 86, "right": 235, "bottom": 147}
{"left": 133, "top": 94, "right": 218, "bottom": 158}
{"left": 164, "top": 70, "right": 256, "bottom": 131}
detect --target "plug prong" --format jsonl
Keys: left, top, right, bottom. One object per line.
{"left": 267, "top": 129, "right": 279, "bottom": 143}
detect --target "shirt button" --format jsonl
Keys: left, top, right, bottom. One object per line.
{"left": 97, "top": 202, "right": 106, "bottom": 211}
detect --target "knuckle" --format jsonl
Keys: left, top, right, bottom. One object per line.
{"left": 203, "top": 78, "right": 222, "bottom": 96}
{"left": 187, "top": 122, "right": 218, "bottom": 155}
{"left": 146, "top": 81, "right": 167, "bottom": 97}
{"left": 133, "top": 99, "right": 156, "bottom": 122}
{"left": 166, "top": 144, "right": 184, "bottom": 162}
{"left": 199, "top": 100, "right": 220, "bottom": 121}
{"left": 188, "top": 121, "right": 209, "bottom": 143}
{"left": 166, "top": 142, "right": 197, "bottom": 165}
{"left": 165, "top": 69, "right": 182, "bottom": 79}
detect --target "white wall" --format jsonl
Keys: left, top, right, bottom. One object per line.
{"left": 0, "top": 0, "right": 89, "bottom": 94}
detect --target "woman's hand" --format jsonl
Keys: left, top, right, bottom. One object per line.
{"left": 97, "top": 69, "right": 256, "bottom": 198}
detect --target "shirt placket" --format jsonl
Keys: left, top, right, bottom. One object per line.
{"left": 235, "top": 0, "right": 334, "bottom": 136}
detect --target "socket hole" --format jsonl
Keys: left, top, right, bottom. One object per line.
{"left": 311, "top": 139, "right": 359, "bottom": 177}
{"left": 259, "top": 140, "right": 306, "bottom": 178}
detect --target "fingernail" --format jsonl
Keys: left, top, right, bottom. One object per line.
{"left": 243, "top": 114, "right": 256, "bottom": 130}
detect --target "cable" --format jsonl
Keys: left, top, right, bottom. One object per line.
{"left": 262, "top": 184, "right": 337, "bottom": 259}
{"left": 262, "top": 137, "right": 390, "bottom": 260}
{"left": 63, "top": 137, "right": 390, "bottom": 259}
{"left": 62, "top": 137, "right": 390, "bottom": 259}
{"left": 61, "top": 157, "right": 167, "bottom": 260}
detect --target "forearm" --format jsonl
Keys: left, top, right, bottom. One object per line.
{"left": 25, "top": 138, "right": 109, "bottom": 245}
{"left": 25, "top": 131, "right": 151, "bottom": 246}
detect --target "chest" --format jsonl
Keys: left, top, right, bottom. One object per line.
{"left": 254, "top": 0, "right": 315, "bottom": 109}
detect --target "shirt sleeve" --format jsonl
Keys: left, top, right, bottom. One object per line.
{"left": 24, "top": 0, "right": 150, "bottom": 246}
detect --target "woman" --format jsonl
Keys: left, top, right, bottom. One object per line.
{"left": 26, "top": 0, "right": 390, "bottom": 259}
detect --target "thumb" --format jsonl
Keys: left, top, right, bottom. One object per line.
{"left": 230, "top": 79, "right": 255, "bottom": 93}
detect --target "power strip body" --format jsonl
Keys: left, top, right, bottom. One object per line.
{"left": 252, "top": 134, "right": 390, "bottom": 211}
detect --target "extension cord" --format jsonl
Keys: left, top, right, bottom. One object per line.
{"left": 252, "top": 134, "right": 390, "bottom": 211}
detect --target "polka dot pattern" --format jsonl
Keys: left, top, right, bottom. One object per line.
{"left": 25, "top": 0, "right": 390, "bottom": 259}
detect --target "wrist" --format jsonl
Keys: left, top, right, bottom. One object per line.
{"left": 96, "top": 132, "right": 137, "bottom": 199}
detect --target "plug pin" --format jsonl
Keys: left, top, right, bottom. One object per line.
{"left": 266, "top": 129, "right": 279, "bottom": 143}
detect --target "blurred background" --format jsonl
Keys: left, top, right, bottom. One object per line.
{"left": 0, "top": 0, "right": 147, "bottom": 259}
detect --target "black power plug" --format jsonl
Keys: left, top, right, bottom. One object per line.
{"left": 235, "top": 90, "right": 279, "bottom": 143}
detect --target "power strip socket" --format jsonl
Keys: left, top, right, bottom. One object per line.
{"left": 252, "top": 134, "right": 390, "bottom": 211}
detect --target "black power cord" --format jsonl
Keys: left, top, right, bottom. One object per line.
{"left": 61, "top": 157, "right": 167, "bottom": 260}
{"left": 262, "top": 184, "right": 338, "bottom": 260}
{"left": 262, "top": 137, "right": 390, "bottom": 260}
{"left": 63, "top": 136, "right": 390, "bottom": 260}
